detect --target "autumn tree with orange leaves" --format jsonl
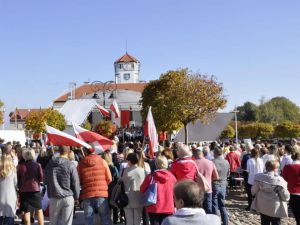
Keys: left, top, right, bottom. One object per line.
{"left": 25, "top": 108, "right": 66, "bottom": 135}
{"left": 141, "top": 68, "right": 227, "bottom": 144}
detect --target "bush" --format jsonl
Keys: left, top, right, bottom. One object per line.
{"left": 82, "top": 120, "right": 92, "bottom": 130}
{"left": 238, "top": 122, "right": 273, "bottom": 139}
{"left": 94, "top": 120, "right": 116, "bottom": 139}
{"left": 220, "top": 125, "right": 235, "bottom": 139}
{"left": 274, "top": 121, "right": 300, "bottom": 138}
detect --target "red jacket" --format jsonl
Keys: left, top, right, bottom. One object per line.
{"left": 170, "top": 157, "right": 197, "bottom": 181}
{"left": 140, "top": 169, "right": 177, "bottom": 214}
{"left": 225, "top": 151, "right": 241, "bottom": 173}
{"left": 282, "top": 163, "right": 300, "bottom": 194}
{"left": 77, "top": 154, "right": 112, "bottom": 200}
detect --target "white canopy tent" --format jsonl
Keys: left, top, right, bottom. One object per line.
{"left": 174, "top": 113, "right": 234, "bottom": 142}
{"left": 59, "top": 99, "right": 98, "bottom": 126}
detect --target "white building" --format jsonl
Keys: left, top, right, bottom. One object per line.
{"left": 53, "top": 53, "right": 147, "bottom": 128}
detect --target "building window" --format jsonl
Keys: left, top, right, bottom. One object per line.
{"left": 119, "top": 64, "right": 122, "bottom": 69}
{"left": 131, "top": 63, "right": 134, "bottom": 69}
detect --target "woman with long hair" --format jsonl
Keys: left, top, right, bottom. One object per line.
{"left": 135, "top": 148, "right": 151, "bottom": 175}
{"left": 17, "top": 149, "right": 44, "bottom": 225}
{"left": 0, "top": 154, "right": 17, "bottom": 225}
{"left": 245, "top": 145, "right": 264, "bottom": 210}
{"left": 161, "top": 148, "right": 174, "bottom": 169}
{"left": 134, "top": 148, "right": 151, "bottom": 225}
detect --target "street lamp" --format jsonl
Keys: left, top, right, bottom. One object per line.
{"left": 231, "top": 108, "right": 239, "bottom": 144}
{"left": 91, "top": 81, "right": 116, "bottom": 107}
{"left": 1, "top": 107, "right": 5, "bottom": 130}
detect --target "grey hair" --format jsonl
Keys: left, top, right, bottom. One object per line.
{"left": 155, "top": 156, "right": 168, "bottom": 169}
{"left": 245, "top": 143, "right": 254, "bottom": 152}
{"left": 177, "top": 144, "right": 192, "bottom": 158}
{"left": 22, "top": 148, "right": 35, "bottom": 161}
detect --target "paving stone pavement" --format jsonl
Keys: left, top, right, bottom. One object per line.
{"left": 15, "top": 190, "right": 296, "bottom": 225}
{"left": 226, "top": 190, "right": 296, "bottom": 225}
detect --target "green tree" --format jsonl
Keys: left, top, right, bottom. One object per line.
{"left": 0, "top": 100, "right": 4, "bottom": 126}
{"left": 220, "top": 125, "right": 235, "bottom": 139}
{"left": 141, "top": 69, "right": 227, "bottom": 144}
{"left": 25, "top": 108, "right": 66, "bottom": 133}
{"left": 274, "top": 121, "right": 300, "bottom": 138}
{"left": 237, "top": 102, "right": 259, "bottom": 121}
{"left": 259, "top": 97, "right": 300, "bottom": 124}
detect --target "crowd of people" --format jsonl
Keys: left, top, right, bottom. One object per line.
{"left": 0, "top": 138, "right": 300, "bottom": 225}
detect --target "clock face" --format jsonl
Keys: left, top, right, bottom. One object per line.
{"left": 123, "top": 63, "right": 130, "bottom": 70}
{"left": 124, "top": 73, "right": 130, "bottom": 81}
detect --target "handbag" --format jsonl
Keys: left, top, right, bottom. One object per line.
{"left": 110, "top": 169, "right": 128, "bottom": 208}
{"left": 142, "top": 174, "right": 158, "bottom": 206}
{"left": 180, "top": 159, "right": 211, "bottom": 193}
{"left": 110, "top": 179, "right": 129, "bottom": 208}
{"left": 196, "top": 170, "right": 211, "bottom": 193}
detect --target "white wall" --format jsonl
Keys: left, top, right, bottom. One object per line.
{"left": 0, "top": 130, "right": 27, "bottom": 145}
{"left": 114, "top": 62, "right": 140, "bottom": 83}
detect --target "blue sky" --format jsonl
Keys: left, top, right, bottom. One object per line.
{"left": 1, "top": 1, "right": 300, "bottom": 126}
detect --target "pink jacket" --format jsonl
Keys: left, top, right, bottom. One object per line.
{"left": 140, "top": 169, "right": 177, "bottom": 214}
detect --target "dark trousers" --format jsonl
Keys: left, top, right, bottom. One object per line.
{"left": 143, "top": 207, "right": 150, "bottom": 225}
{"left": 260, "top": 214, "right": 281, "bottom": 225}
{"left": 111, "top": 207, "right": 119, "bottom": 223}
{"left": 243, "top": 171, "right": 253, "bottom": 208}
{"left": 0, "top": 217, "right": 14, "bottom": 225}
{"left": 229, "top": 172, "right": 237, "bottom": 190}
{"left": 290, "top": 194, "right": 300, "bottom": 225}
{"left": 148, "top": 213, "right": 170, "bottom": 225}
{"left": 246, "top": 183, "right": 253, "bottom": 208}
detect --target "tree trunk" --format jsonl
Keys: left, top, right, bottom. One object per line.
{"left": 184, "top": 123, "right": 188, "bottom": 144}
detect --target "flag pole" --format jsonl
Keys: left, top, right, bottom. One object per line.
{"left": 80, "top": 148, "right": 85, "bottom": 158}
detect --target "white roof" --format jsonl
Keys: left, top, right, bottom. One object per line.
{"left": 174, "top": 113, "right": 234, "bottom": 142}
{"left": 59, "top": 99, "right": 98, "bottom": 125}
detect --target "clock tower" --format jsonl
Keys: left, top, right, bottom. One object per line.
{"left": 114, "top": 52, "right": 140, "bottom": 83}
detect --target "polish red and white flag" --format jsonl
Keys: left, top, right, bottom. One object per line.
{"left": 96, "top": 103, "right": 110, "bottom": 117}
{"left": 46, "top": 124, "right": 91, "bottom": 148}
{"left": 72, "top": 122, "right": 114, "bottom": 152}
{"left": 144, "top": 107, "right": 159, "bottom": 159}
{"left": 110, "top": 99, "right": 120, "bottom": 118}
